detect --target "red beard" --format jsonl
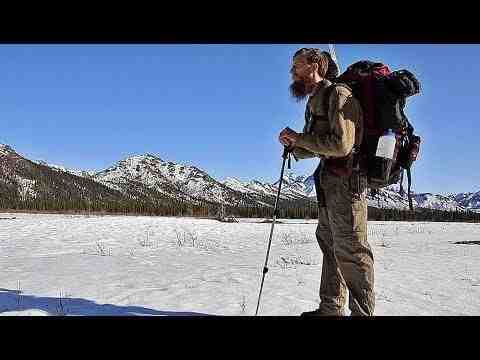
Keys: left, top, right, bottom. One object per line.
{"left": 289, "top": 79, "right": 315, "bottom": 102}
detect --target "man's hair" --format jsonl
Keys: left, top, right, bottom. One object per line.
{"left": 293, "top": 48, "right": 339, "bottom": 80}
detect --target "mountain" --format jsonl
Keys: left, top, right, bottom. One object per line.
{"left": 222, "top": 172, "right": 316, "bottom": 202}
{"left": 2, "top": 143, "right": 478, "bottom": 213}
{"left": 454, "top": 192, "right": 480, "bottom": 212}
{"left": 93, "top": 154, "right": 263, "bottom": 206}
{"left": 367, "top": 185, "right": 415, "bottom": 210}
{"left": 222, "top": 172, "right": 413, "bottom": 209}
{"left": 0, "top": 144, "right": 125, "bottom": 204}
{"left": 33, "top": 160, "right": 96, "bottom": 179}
{"left": 273, "top": 172, "right": 316, "bottom": 199}
{"left": 0, "top": 145, "right": 268, "bottom": 208}
{"left": 413, "top": 193, "right": 466, "bottom": 212}
{"left": 222, "top": 171, "right": 471, "bottom": 212}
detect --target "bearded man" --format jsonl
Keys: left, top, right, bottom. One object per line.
{"left": 278, "top": 48, "right": 375, "bottom": 316}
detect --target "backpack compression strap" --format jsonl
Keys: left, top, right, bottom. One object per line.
{"left": 399, "top": 169, "right": 405, "bottom": 197}
{"left": 407, "top": 167, "right": 413, "bottom": 211}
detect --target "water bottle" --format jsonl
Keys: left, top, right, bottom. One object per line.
{"left": 376, "top": 129, "right": 397, "bottom": 159}
{"left": 370, "top": 129, "right": 398, "bottom": 184}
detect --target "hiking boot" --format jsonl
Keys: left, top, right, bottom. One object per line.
{"left": 300, "top": 308, "right": 344, "bottom": 317}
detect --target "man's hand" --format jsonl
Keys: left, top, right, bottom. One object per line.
{"left": 278, "top": 127, "right": 300, "bottom": 148}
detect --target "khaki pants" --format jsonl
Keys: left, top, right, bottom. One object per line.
{"left": 314, "top": 167, "right": 375, "bottom": 316}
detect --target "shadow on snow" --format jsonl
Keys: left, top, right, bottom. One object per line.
{"left": 0, "top": 288, "right": 213, "bottom": 316}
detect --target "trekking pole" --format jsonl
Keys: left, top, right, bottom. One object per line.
{"left": 328, "top": 43, "right": 342, "bottom": 73}
{"left": 255, "top": 146, "right": 291, "bottom": 316}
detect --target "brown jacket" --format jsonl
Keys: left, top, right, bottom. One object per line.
{"left": 292, "top": 79, "right": 363, "bottom": 161}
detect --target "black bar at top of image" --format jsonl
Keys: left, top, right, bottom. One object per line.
{"left": 0, "top": 19, "right": 479, "bottom": 43}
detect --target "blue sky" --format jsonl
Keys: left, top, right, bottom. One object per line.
{"left": 0, "top": 44, "right": 478, "bottom": 195}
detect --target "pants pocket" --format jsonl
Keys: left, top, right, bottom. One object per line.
{"left": 317, "top": 187, "right": 327, "bottom": 207}
{"left": 348, "top": 172, "right": 362, "bottom": 202}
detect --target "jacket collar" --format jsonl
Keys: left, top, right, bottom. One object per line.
{"left": 311, "top": 78, "right": 332, "bottom": 97}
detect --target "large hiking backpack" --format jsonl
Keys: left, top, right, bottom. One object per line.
{"left": 325, "top": 60, "right": 421, "bottom": 210}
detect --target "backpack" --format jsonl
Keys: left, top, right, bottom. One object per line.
{"left": 323, "top": 60, "right": 421, "bottom": 210}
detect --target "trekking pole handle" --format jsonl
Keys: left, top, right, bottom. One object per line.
{"left": 283, "top": 146, "right": 293, "bottom": 169}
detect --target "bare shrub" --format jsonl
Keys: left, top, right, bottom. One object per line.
{"left": 173, "top": 227, "right": 224, "bottom": 252}
{"left": 239, "top": 296, "right": 247, "bottom": 314}
{"left": 280, "top": 231, "right": 314, "bottom": 247}
{"left": 280, "top": 232, "right": 293, "bottom": 246}
{"left": 96, "top": 241, "right": 112, "bottom": 256}
{"left": 55, "top": 290, "right": 70, "bottom": 316}
{"left": 139, "top": 227, "right": 154, "bottom": 248}
{"left": 276, "top": 255, "right": 318, "bottom": 269}
{"left": 296, "top": 270, "right": 305, "bottom": 286}
{"left": 186, "top": 229, "right": 198, "bottom": 247}
{"left": 405, "top": 225, "right": 427, "bottom": 234}
{"left": 16, "top": 280, "right": 22, "bottom": 309}
{"left": 297, "top": 231, "right": 314, "bottom": 245}
{"left": 174, "top": 229, "right": 186, "bottom": 247}
{"left": 174, "top": 228, "right": 199, "bottom": 248}
{"left": 82, "top": 241, "right": 112, "bottom": 256}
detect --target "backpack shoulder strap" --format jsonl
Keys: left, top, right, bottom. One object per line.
{"left": 322, "top": 84, "right": 335, "bottom": 115}
{"left": 322, "top": 82, "right": 354, "bottom": 116}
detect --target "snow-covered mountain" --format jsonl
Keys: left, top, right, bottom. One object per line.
{"left": 222, "top": 172, "right": 412, "bottom": 208}
{"left": 222, "top": 172, "right": 316, "bottom": 201}
{"left": 222, "top": 171, "right": 471, "bottom": 211}
{"left": 0, "top": 144, "right": 14, "bottom": 156}
{"left": 273, "top": 172, "right": 316, "bottom": 199}
{"left": 413, "top": 193, "right": 466, "bottom": 212}
{"left": 2, "top": 143, "right": 478, "bottom": 212}
{"left": 93, "top": 154, "right": 262, "bottom": 206}
{"left": 367, "top": 185, "right": 414, "bottom": 210}
{"left": 454, "top": 192, "right": 480, "bottom": 212}
{"left": 0, "top": 144, "right": 125, "bottom": 203}
{"left": 34, "top": 160, "right": 96, "bottom": 178}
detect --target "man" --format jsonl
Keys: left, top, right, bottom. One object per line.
{"left": 278, "top": 48, "right": 375, "bottom": 316}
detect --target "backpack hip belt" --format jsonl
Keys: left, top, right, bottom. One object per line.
{"left": 324, "top": 145, "right": 362, "bottom": 177}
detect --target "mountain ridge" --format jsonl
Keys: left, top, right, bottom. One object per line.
{"left": 1, "top": 143, "right": 478, "bottom": 212}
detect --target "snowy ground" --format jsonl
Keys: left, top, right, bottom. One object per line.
{"left": 0, "top": 212, "right": 479, "bottom": 316}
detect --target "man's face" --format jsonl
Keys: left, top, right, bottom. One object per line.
{"left": 289, "top": 55, "right": 316, "bottom": 101}
{"left": 290, "top": 55, "right": 314, "bottom": 82}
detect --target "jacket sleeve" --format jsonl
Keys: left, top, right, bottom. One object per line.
{"left": 291, "top": 144, "right": 317, "bottom": 160}
{"left": 290, "top": 114, "right": 318, "bottom": 161}
{"left": 294, "top": 86, "right": 357, "bottom": 158}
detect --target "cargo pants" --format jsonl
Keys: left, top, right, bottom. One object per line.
{"left": 313, "top": 161, "right": 375, "bottom": 316}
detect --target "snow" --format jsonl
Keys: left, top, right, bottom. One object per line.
{"left": 0, "top": 212, "right": 479, "bottom": 316}
{"left": 32, "top": 159, "right": 97, "bottom": 179}
{"left": 222, "top": 178, "right": 255, "bottom": 194}
{"left": 455, "top": 191, "right": 480, "bottom": 210}
{"left": 414, "top": 193, "right": 465, "bottom": 211}
{"left": 15, "top": 176, "right": 37, "bottom": 199}
{"left": 0, "top": 144, "right": 14, "bottom": 156}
